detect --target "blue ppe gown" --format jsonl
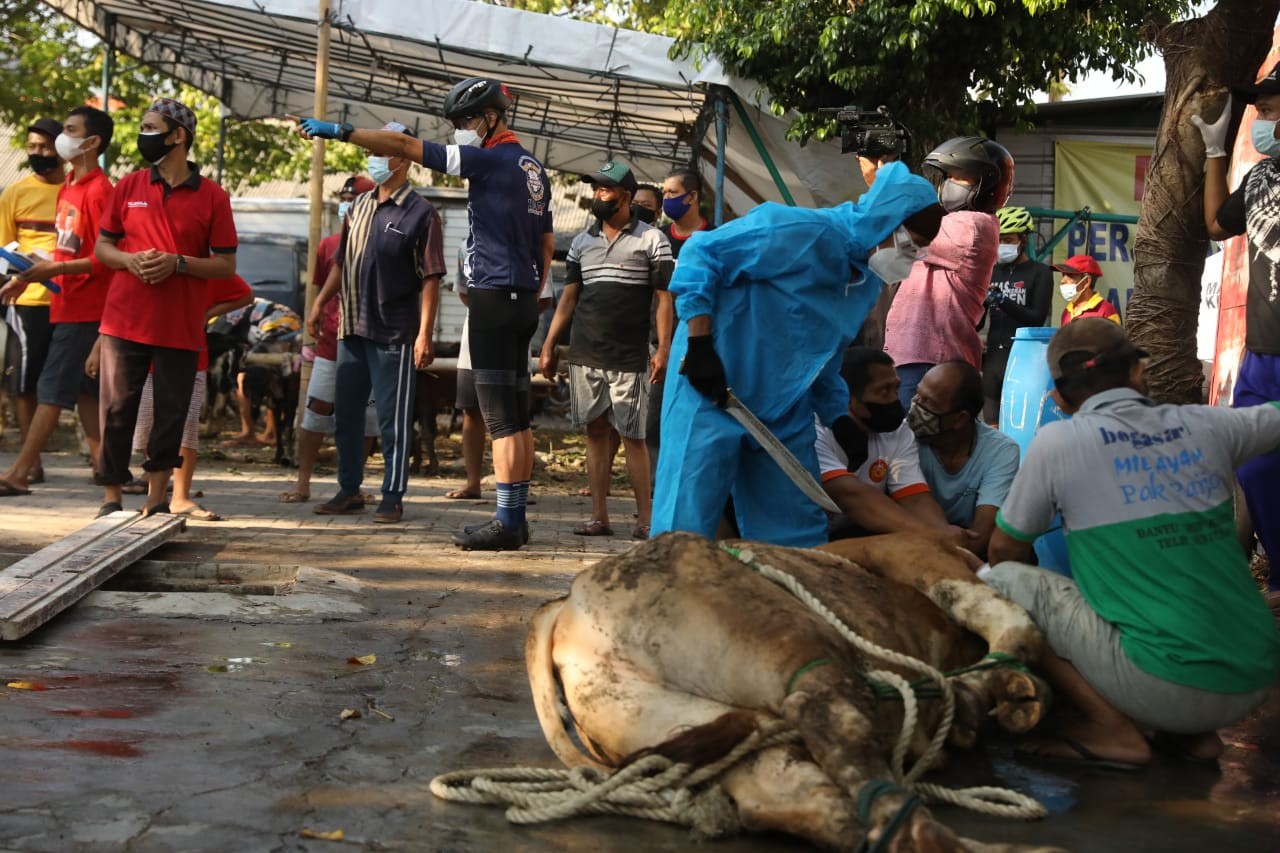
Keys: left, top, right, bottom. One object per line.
{"left": 651, "top": 162, "right": 940, "bottom": 546}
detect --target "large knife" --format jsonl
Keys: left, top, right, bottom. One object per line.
{"left": 723, "top": 390, "right": 841, "bottom": 514}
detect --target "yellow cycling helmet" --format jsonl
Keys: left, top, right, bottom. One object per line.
{"left": 996, "top": 206, "right": 1034, "bottom": 235}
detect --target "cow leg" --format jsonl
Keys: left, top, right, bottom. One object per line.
{"left": 819, "top": 536, "right": 1051, "bottom": 736}
{"left": 784, "top": 669, "right": 964, "bottom": 853}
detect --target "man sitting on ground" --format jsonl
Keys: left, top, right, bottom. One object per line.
{"left": 987, "top": 319, "right": 1280, "bottom": 767}
{"left": 815, "top": 347, "right": 960, "bottom": 543}
{"left": 910, "top": 360, "right": 1020, "bottom": 558}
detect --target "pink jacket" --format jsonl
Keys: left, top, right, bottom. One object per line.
{"left": 884, "top": 211, "right": 997, "bottom": 369}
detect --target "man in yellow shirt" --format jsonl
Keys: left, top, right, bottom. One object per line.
{"left": 0, "top": 117, "right": 65, "bottom": 481}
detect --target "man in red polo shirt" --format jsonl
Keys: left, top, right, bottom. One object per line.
{"left": 1054, "top": 255, "right": 1119, "bottom": 326}
{"left": 94, "top": 97, "right": 237, "bottom": 518}
{"left": 0, "top": 106, "right": 115, "bottom": 497}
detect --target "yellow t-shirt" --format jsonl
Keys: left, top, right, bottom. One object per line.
{"left": 0, "top": 173, "right": 61, "bottom": 307}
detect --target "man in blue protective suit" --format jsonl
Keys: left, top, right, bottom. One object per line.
{"left": 651, "top": 161, "right": 944, "bottom": 546}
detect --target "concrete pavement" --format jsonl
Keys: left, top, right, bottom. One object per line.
{"left": 0, "top": 440, "right": 1278, "bottom": 852}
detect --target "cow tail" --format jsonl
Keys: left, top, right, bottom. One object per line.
{"left": 525, "top": 598, "right": 608, "bottom": 770}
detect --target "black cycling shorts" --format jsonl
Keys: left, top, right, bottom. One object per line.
{"left": 467, "top": 288, "right": 538, "bottom": 439}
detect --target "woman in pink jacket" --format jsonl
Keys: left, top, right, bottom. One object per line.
{"left": 884, "top": 137, "right": 1012, "bottom": 407}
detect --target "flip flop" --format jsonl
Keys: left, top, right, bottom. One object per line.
{"left": 0, "top": 479, "right": 31, "bottom": 497}
{"left": 573, "top": 520, "right": 614, "bottom": 536}
{"left": 278, "top": 490, "right": 311, "bottom": 503}
{"left": 95, "top": 501, "right": 125, "bottom": 518}
{"left": 631, "top": 523, "right": 650, "bottom": 540}
{"left": 445, "top": 488, "right": 482, "bottom": 500}
{"left": 141, "top": 503, "right": 171, "bottom": 518}
{"left": 173, "top": 504, "right": 223, "bottom": 522}
{"left": 1015, "top": 735, "right": 1143, "bottom": 772}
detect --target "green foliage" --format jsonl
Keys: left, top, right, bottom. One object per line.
{"left": 508, "top": 0, "right": 674, "bottom": 33}
{"left": 0, "top": 0, "right": 360, "bottom": 188}
{"left": 662, "top": 0, "right": 1194, "bottom": 151}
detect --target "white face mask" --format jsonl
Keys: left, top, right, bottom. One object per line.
{"left": 1060, "top": 283, "right": 1079, "bottom": 302}
{"left": 55, "top": 132, "right": 89, "bottom": 161}
{"left": 868, "top": 227, "right": 921, "bottom": 284}
{"left": 453, "top": 128, "right": 482, "bottom": 148}
{"left": 997, "top": 243, "right": 1021, "bottom": 264}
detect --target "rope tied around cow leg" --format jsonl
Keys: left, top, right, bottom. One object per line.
{"left": 722, "top": 545, "right": 1046, "bottom": 820}
{"left": 429, "top": 720, "right": 801, "bottom": 837}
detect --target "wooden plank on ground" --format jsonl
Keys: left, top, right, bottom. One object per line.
{"left": 0, "top": 511, "right": 185, "bottom": 640}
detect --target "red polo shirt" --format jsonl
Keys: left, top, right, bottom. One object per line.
{"left": 98, "top": 165, "right": 237, "bottom": 351}
{"left": 50, "top": 168, "right": 114, "bottom": 324}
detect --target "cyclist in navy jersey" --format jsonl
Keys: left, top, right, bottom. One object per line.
{"left": 297, "top": 77, "right": 553, "bottom": 550}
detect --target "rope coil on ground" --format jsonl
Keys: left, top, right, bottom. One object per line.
{"left": 430, "top": 544, "right": 1045, "bottom": 830}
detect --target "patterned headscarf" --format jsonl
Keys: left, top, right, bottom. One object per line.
{"left": 148, "top": 97, "right": 196, "bottom": 138}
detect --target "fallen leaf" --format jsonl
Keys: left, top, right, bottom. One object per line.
{"left": 339, "top": 708, "right": 362, "bottom": 720}
{"left": 299, "top": 827, "right": 344, "bottom": 841}
{"left": 5, "top": 681, "right": 48, "bottom": 691}
{"left": 346, "top": 654, "right": 376, "bottom": 666}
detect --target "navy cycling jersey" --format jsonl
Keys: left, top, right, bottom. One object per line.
{"left": 420, "top": 139, "right": 553, "bottom": 293}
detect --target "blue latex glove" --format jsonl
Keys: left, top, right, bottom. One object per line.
{"left": 298, "top": 118, "right": 353, "bottom": 141}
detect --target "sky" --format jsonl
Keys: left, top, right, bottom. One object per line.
{"left": 1058, "top": 54, "right": 1168, "bottom": 102}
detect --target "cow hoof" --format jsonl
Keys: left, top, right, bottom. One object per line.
{"left": 989, "top": 670, "right": 1050, "bottom": 734}
{"left": 948, "top": 682, "right": 983, "bottom": 749}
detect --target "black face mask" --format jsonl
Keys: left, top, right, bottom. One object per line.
{"left": 863, "top": 398, "right": 906, "bottom": 433}
{"left": 27, "top": 154, "right": 59, "bottom": 175}
{"left": 632, "top": 203, "right": 657, "bottom": 225}
{"left": 591, "top": 198, "right": 620, "bottom": 222}
{"left": 137, "top": 131, "right": 177, "bottom": 165}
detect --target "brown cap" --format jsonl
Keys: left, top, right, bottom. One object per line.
{"left": 1047, "top": 317, "right": 1148, "bottom": 380}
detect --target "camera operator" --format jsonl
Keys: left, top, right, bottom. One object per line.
{"left": 881, "top": 137, "right": 1015, "bottom": 407}
{"left": 981, "top": 206, "right": 1052, "bottom": 423}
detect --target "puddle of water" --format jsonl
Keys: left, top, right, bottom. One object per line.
{"left": 207, "top": 657, "right": 264, "bottom": 673}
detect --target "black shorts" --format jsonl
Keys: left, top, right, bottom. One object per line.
{"left": 467, "top": 288, "right": 538, "bottom": 439}
{"left": 5, "top": 304, "right": 53, "bottom": 394}
{"left": 38, "top": 321, "right": 100, "bottom": 409}
{"left": 455, "top": 367, "right": 478, "bottom": 411}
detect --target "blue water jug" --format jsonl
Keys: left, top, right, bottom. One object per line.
{"left": 999, "top": 327, "right": 1071, "bottom": 576}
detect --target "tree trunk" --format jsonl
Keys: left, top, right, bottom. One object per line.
{"left": 1128, "top": 0, "right": 1279, "bottom": 403}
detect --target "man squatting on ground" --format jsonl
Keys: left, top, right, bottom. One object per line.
{"left": 651, "top": 161, "right": 944, "bottom": 547}
{"left": 298, "top": 76, "right": 553, "bottom": 549}
{"left": 1193, "top": 62, "right": 1280, "bottom": 604}
{"left": 306, "top": 125, "right": 447, "bottom": 525}
{"left": 987, "top": 319, "right": 1280, "bottom": 767}
{"left": 94, "top": 97, "right": 237, "bottom": 518}
{"left": 0, "top": 107, "right": 114, "bottom": 498}
{"left": 539, "top": 159, "right": 673, "bottom": 540}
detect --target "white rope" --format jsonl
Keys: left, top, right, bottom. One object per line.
{"left": 429, "top": 545, "right": 1045, "bottom": 829}
{"left": 730, "top": 547, "right": 1045, "bottom": 819}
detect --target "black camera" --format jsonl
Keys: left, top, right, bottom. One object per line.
{"left": 824, "top": 105, "right": 911, "bottom": 159}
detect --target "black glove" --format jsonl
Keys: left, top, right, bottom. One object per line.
{"left": 831, "top": 415, "right": 870, "bottom": 471}
{"left": 984, "top": 290, "right": 1005, "bottom": 311}
{"left": 680, "top": 334, "right": 728, "bottom": 407}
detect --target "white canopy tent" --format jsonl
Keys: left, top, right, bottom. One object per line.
{"left": 44, "top": 0, "right": 864, "bottom": 212}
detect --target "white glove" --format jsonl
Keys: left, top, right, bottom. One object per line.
{"left": 1190, "top": 94, "right": 1232, "bottom": 159}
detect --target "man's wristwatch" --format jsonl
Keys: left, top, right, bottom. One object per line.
{"left": 175, "top": 254, "right": 188, "bottom": 274}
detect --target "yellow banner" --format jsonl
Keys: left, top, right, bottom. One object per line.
{"left": 1051, "top": 139, "right": 1151, "bottom": 324}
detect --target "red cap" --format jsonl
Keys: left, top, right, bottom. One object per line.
{"left": 1052, "top": 255, "right": 1103, "bottom": 277}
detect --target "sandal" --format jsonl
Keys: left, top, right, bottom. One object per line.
{"left": 278, "top": 490, "right": 311, "bottom": 503}
{"left": 172, "top": 504, "right": 223, "bottom": 522}
{"left": 632, "top": 523, "right": 650, "bottom": 540}
{"left": 445, "top": 488, "right": 482, "bottom": 500}
{"left": 572, "top": 519, "right": 614, "bottom": 536}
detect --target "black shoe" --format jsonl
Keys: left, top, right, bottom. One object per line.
{"left": 462, "top": 518, "right": 530, "bottom": 544}
{"left": 452, "top": 519, "right": 523, "bottom": 551}
{"left": 95, "top": 501, "right": 124, "bottom": 518}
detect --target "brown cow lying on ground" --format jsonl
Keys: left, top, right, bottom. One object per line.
{"left": 527, "top": 531, "right": 1061, "bottom": 853}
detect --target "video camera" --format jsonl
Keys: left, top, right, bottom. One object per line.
{"left": 823, "top": 105, "right": 911, "bottom": 160}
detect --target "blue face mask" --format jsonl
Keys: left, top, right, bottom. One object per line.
{"left": 662, "top": 192, "right": 692, "bottom": 222}
{"left": 337, "top": 201, "right": 352, "bottom": 221}
{"left": 1252, "top": 118, "right": 1280, "bottom": 158}
{"left": 368, "top": 156, "right": 394, "bottom": 185}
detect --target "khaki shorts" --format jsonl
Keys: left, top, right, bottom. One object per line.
{"left": 984, "top": 562, "right": 1267, "bottom": 733}
{"left": 569, "top": 363, "right": 647, "bottom": 439}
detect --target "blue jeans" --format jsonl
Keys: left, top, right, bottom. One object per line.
{"left": 896, "top": 362, "right": 933, "bottom": 409}
{"left": 1234, "top": 351, "right": 1280, "bottom": 589}
{"left": 335, "top": 336, "right": 416, "bottom": 501}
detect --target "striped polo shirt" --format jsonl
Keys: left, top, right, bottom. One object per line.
{"left": 997, "top": 387, "right": 1280, "bottom": 693}
{"left": 339, "top": 184, "right": 447, "bottom": 345}
{"left": 565, "top": 215, "right": 673, "bottom": 373}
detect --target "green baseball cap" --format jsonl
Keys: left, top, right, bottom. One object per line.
{"left": 581, "top": 159, "right": 638, "bottom": 193}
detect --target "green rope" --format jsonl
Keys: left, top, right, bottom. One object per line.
{"left": 869, "top": 652, "right": 1030, "bottom": 701}
{"left": 785, "top": 657, "right": 833, "bottom": 696}
{"left": 855, "top": 780, "right": 920, "bottom": 853}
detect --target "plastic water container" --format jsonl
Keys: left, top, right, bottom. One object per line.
{"left": 999, "top": 327, "right": 1071, "bottom": 576}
